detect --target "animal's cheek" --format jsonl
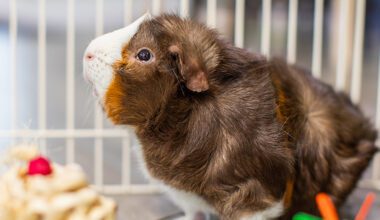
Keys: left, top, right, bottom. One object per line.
{"left": 121, "top": 65, "right": 154, "bottom": 83}
{"left": 113, "top": 60, "right": 128, "bottom": 76}
{"left": 113, "top": 56, "right": 140, "bottom": 77}
{"left": 104, "top": 74, "right": 127, "bottom": 125}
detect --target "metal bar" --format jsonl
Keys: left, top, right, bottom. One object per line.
{"left": 261, "top": 0, "right": 272, "bottom": 57}
{"left": 180, "top": 0, "right": 190, "bottom": 18}
{"left": 9, "top": 0, "right": 17, "bottom": 132}
{"left": 234, "top": 0, "right": 245, "bottom": 48}
{"left": 287, "top": 0, "right": 298, "bottom": 64}
{"left": 38, "top": 0, "right": 47, "bottom": 154}
{"left": 66, "top": 0, "right": 75, "bottom": 164}
{"left": 207, "top": 0, "right": 217, "bottom": 28}
{"left": 335, "top": 0, "right": 350, "bottom": 91}
{"left": 95, "top": 0, "right": 104, "bottom": 36}
{"left": 124, "top": 0, "right": 133, "bottom": 25}
{"left": 312, "top": 0, "right": 324, "bottom": 78}
{"left": 0, "top": 129, "right": 130, "bottom": 138}
{"left": 95, "top": 0, "right": 104, "bottom": 189}
{"left": 350, "top": 0, "right": 366, "bottom": 103}
{"left": 152, "top": 0, "right": 161, "bottom": 16}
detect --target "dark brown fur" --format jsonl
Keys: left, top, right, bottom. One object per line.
{"left": 104, "top": 15, "right": 377, "bottom": 219}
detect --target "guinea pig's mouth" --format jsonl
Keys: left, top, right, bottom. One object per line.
{"left": 83, "top": 57, "right": 114, "bottom": 103}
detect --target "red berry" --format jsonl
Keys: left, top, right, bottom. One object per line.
{"left": 27, "top": 156, "right": 52, "bottom": 176}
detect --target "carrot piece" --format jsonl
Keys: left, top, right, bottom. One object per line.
{"left": 355, "top": 192, "right": 376, "bottom": 220}
{"left": 316, "top": 193, "right": 339, "bottom": 220}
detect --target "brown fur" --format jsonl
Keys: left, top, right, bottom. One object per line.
{"left": 103, "top": 15, "right": 377, "bottom": 219}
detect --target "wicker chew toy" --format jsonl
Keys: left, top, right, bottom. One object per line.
{"left": 0, "top": 145, "right": 117, "bottom": 220}
{"left": 292, "top": 192, "right": 376, "bottom": 220}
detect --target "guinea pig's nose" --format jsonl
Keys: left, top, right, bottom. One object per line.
{"left": 85, "top": 52, "right": 95, "bottom": 61}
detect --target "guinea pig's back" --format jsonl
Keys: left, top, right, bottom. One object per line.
{"left": 268, "top": 59, "right": 377, "bottom": 217}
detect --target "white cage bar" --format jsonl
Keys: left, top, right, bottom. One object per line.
{"left": 207, "top": 0, "right": 217, "bottom": 28}
{"left": 38, "top": 0, "right": 47, "bottom": 154}
{"left": 124, "top": 0, "right": 133, "bottom": 25}
{"left": 311, "top": 0, "right": 324, "bottom": 79}
{"left": 335, "top": 0, "right": 350, "bottom": 91}
{"left": 2, "top": 0, "right": 380, "bottom": 195}
{"left": 234, "top": 0, "right": 245, "bottom": 48}
{"left": 9, "top": 0, "right": 17, "bottom": 132}
{"left": 180, "top": 0, "right": 190, "bottom": 18}
{"left": 66, "top": 0, "right": 75, "bottom": 164}
{"left": 261, "top": 0, "right": 271, "bottom": 57}
{"left": 152, "top": 0, "right": 161, "bottom": 16}
{"left": 286, "top": 0, "right": 298, "bottom": 64}
{"left": 0, "top": 129, "right": 128, "bottom": 138}
{"left": 350, "top": 0, "right": 366, "bottom": 104}
{"left": 95, "top": 0, "right": 104, "bottom": 190}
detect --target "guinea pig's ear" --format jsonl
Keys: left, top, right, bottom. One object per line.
{"left": 169, "top": 45, "right": 209, "bottom": 92}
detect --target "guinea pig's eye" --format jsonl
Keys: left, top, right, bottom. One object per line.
{"left": 136, "top": 48, "right": 152, "bottom": 62}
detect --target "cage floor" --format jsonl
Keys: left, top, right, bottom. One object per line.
{"left": 110, "top": 193, "right": 181, "bottom": 220}
{"left": 109, "top": 188, "right": 380, "bottom": 220}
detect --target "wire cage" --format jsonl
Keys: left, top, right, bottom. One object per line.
{"left": 0, "top": 0, "right": 380, "bottom": 195}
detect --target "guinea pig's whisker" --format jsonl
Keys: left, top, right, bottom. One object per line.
{"left": 170, "top": 69, "right": 185, "bottom": 96}
{"left": 280, "top": 117, "right": 289, "bottom": 130}
{"left": 281, "top": 117, "right": 296, "bottom": 140}
{"left": 83, "top": 100, "right": 94, "bottom": 126}
{"left": 80, "top": 91, "right": 96, "bottom": 127}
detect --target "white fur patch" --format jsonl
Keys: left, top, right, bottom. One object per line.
{"left": 240, "top": 201, "right": 284, "bottom": 220}
{"left": 163, "top": 185, "right": 217, "bottom": 218}
{"left": 83, "top": 13, "right": 151, "bottom": 104}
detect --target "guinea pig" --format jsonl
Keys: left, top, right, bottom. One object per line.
{"left": 83, "top": 13, "right": 377, "bottom": 220}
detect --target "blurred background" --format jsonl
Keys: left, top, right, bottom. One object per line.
{"left": 0, "top": 0, "right": 380, "bottom": 219}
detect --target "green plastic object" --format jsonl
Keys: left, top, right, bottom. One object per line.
{"left": 292, "top": 212, "right": 322, "bottom": 220}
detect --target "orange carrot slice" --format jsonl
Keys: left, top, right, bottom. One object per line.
{"left": 316, "top": 193, "right": 339, "bottom": 220}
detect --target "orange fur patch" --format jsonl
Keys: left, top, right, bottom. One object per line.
{"left": 104, "top": 48, "right": 131, "bottom": 124}
{"left": 272, "top": 78, "right": 287, "bottom": 123}
{"left": 284, "top": 179, "right": 294, "bottom": 208}
{"left": 272, "top": 77, "right": 294, "bottom": 208}
{"left": 104, "top": 73, "right": 125, "bottom": 124}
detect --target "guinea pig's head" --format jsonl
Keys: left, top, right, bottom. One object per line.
{"left": 83, "top": 14, "right": 221, "bottom": 125}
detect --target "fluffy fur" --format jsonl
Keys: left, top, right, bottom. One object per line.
{"left": 84, "top": 14, "right": 377, "bottom": 219}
